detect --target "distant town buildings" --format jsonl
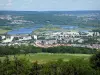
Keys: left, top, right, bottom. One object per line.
{"left": 0, "top": 30, "right": 100, "bottom": 49}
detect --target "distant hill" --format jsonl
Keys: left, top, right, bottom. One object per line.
{"left": 0, "top": 10, "right": 100, "bottom": 27}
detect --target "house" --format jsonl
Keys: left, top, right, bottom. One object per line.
{"left": 18, "top": 36, "right": 32, "bottom": 41}
{"left": 33, "top": 35, "right": 37, "bottom": 40}
{"left": 2, "top": 36, "right": 14, "bottom": 43}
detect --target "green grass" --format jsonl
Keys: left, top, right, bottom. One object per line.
{"left": 0, "top": 53, "right": 91, "bottom": 63}
{"left": 0, "top": 29, "right": 9, "bottom": 34}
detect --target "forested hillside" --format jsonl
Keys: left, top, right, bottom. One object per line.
{"left": 0, "top": 11, "right": 100, "bottom": 26}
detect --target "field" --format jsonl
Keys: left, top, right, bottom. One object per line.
{"left": 0, "top": 53, "right": 91, "bottom": 63}
{"left": 0, "top": 29, "right": 9, "bottom": 34}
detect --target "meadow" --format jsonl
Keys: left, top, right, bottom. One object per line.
{"left": 0, "top": 29, "right": 9, "bottom": 34}
{"left": 0, "top": 53, "right": 91, "bottom": 63}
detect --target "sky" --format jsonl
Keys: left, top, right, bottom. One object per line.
{"left": 0, "top": 0, "right": 100, "bottom": 11}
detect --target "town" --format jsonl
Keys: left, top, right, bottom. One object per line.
{"left": 0, "top": 29, "right": 100, "bottom": 49}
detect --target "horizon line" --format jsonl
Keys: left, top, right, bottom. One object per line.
{"left": 0, "top": 9, "right": 100, "bottom": 12}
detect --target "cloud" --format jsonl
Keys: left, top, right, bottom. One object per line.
{"left": 6, "top": 0, "right": 12, "bottom": 7}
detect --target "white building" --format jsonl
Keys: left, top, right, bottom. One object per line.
{"left": 18, "top": 36, "right": 32, "bottom": 41}
{"left": 33, "top": 35, "right": 37, "bottom": 40}
{"left": 0, "top": 35, "right": 6, "bottom": 40}
{"left": 2, "top": 36, "right": 14, "bottom": 43}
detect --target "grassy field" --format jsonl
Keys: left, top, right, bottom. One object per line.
{"left": 0, "top": 53, "right": 91, "bottom": 63}
{"left": 0, "top": 29, "right": 9, "bottom": 34}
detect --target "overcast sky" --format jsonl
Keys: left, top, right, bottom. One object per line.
{"left": 0, "top": 0, "right": 100, "bottom": 11}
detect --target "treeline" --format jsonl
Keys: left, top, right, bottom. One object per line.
{"left": 42, "top": 46, "right": 97, "bottom": 54}
{"left": 0, "top": 45, "right": 41, "bottom": 56}
{"left": 0, "top": 45, "right": 97, "bottom": 56}
{"left": 0, "top": 52, "right": 100, "bottom": 75}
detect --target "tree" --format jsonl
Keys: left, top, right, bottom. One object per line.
{"left": 12, "top": 56, "right": 31, "bottom": 75}
{"left": 1, "top": 56, "right": 12, "bottom": 75}
{"left": 90, "top": 51, "right": 100, "bottom": 70}
{"left": 0, "top": 36, "right": 2, "bottom": 41}
{"left": 30, "top": 61, "right": 42, "bottom": 75}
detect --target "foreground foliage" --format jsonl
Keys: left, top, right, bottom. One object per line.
{"left": 0, "top": 52, "right": 100, "bottom": 75}
{"left": 90, "top": 51, "right": 100, "bottom": 70}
